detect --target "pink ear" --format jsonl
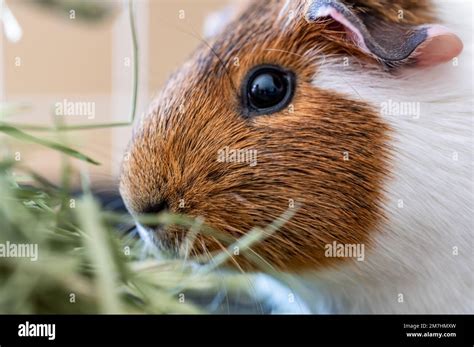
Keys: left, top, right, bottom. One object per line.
{"left": 413, "top": 25, "right": 464, "bottom": 67}
{"left": 306, "top": 0, "right": 464, "bottom": 68}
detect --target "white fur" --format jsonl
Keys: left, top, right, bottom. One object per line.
{"left": 271, "top": 0, "right": 473, "bottom": 313}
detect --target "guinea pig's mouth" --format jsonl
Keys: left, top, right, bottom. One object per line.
{"left": 134, "top": 221, "right": 192, "bottom": 261}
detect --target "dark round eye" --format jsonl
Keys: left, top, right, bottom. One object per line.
{"left": 242, "top": 65, "right": 295, "bottom": 117}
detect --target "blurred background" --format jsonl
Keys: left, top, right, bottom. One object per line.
{"left": 1, "top": 0, "right": 225, "bottom": 185}
{"left": 1, "top": 1, "right": 301, "bottom": 315}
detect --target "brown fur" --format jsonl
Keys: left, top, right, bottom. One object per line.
{"left": 120, "top": 0, "right": 434, "bottom": 271}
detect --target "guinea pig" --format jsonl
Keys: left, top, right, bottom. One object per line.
{"left": 119, "top": 0, "right": 473, "bottom": 313}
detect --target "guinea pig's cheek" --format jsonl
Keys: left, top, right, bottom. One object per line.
{"left": 230, "top": 94, "right": 394, "bottom": 272}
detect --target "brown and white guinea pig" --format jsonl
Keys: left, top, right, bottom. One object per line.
{"left": 119, "top": 0, "right": 473, "bottom": 313}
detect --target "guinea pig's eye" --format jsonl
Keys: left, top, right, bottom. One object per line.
{"left": 242, "top": 65, "right": 295, "bottom": 117}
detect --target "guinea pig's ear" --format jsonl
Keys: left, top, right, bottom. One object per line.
{"left": 305, "top": 0, "right": 463, "bottom": 67}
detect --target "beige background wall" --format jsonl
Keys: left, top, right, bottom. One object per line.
{"left": 1, "top": 0, "right": 226, "bottom": 184}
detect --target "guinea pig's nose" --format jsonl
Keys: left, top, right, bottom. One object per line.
{"left": 138, "top": 200, "right": 170, "bottom": 230}
{"left": 141, "top": 200, "right": 170, "bottom": 217}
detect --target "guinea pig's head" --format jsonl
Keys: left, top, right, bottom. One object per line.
{"left": 120, "top": 0, "right": 462, "bottom": 271}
